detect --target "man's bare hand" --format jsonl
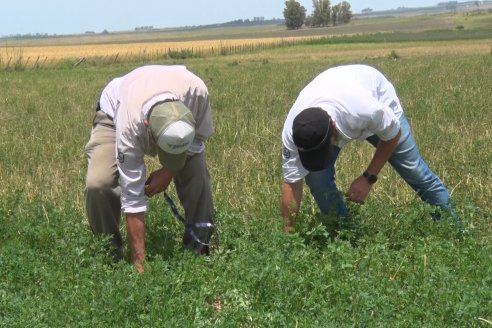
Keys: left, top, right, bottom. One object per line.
{"left": 144, "top": 168, "right": 175, "bottom": 197}
{"left": 346, "top": 176, "right": 372, "bottom": 204}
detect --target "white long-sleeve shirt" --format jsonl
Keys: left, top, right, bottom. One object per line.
{"left": 98, "top": 65, "right": 214, "bottom": 213}
{"left": 282, "top": 64, "right": 403, "bottom": 183}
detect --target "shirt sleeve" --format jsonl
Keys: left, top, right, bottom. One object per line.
{"left": 99, "top": 78, "right": 121, "bottom": 118}
{"left": 368, "top": 103, "right": 401, "bottom": 141}
{"left": 281, "top": 115, "right": 308, "bottom": 183}
{"left": 282, "top": 144, "right": 308, "bottom": 183}
{"left": 116, "top": 127, "right": 148, "bottom": 214}
{"left": 183, "top": 82, "right": 214, "bottom": 141}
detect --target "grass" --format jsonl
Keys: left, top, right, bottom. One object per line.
{"left": 306, "top": 27, "right": 492, "bottom": 44}
{"left": 0, "top": 26, "right": 491, "bottom": 326}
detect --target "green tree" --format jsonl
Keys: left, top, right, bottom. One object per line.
{"left": 332, "top": 1, "right": 352, "bottom": 25}
{"left": 311, "top": 0, "right": 331, "bottom": 27}
{"left": 331, "top": 3, "right": 341, "bottom": 26}
{"left": 339, "top": 1, "right": 352, "bottom": 24}
{"left": 283, "top": 0, "right": 306, "bottom": 30}
{"left": 304, "top": 14, "right": 313, "bottom": 27}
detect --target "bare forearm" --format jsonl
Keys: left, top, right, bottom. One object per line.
{"left": 281, "top": 181, "right": 303, "bottom": 233}
{"left": 126, "top": 212, "right": 145, "bottom": 267}
{"left": 366, "top": 130, "right": 401, "bottom": 175}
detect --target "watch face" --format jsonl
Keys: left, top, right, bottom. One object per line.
{"left": 363, "top": 171, "right": 377, "bottom": 184}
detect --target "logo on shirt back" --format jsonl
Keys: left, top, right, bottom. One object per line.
{"left": 117, "top": 151, "right": 125, "bottom": 163}
{"left": 283, "top": 147, "right": 291, "bottom": 159}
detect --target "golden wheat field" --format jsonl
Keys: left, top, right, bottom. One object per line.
{"left": 0, "top": 36, "right": 321, "bottom": 66}
{"left": 2, "top": 37, "right": 490, "bottom": 68}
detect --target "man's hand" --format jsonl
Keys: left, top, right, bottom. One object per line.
{"left": 346, "top": 129, "right": 401, "bottom": 204}
{"left": 144, "top": 167, "right": 175, "bottom": 197}
{"left": 346, "top": 176, "right": 372, "bottom": 204}
{"left": 135, "top": 263, "right": 144, "bottom": 274}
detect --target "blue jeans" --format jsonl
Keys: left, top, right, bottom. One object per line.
{"left": 305, "top": 114, "right": 453, "bottom": 218}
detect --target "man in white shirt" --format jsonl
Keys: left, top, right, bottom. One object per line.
{"left": 282, "top": 64, "right": 461, "bottom": 233}
{"left": 85, "top": 65, "right": 214, "bottom": 272}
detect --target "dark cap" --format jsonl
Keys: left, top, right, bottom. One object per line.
{"left": 292, "top": 107, "right": 333, "bottom": 171}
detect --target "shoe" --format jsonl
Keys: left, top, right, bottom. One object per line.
{"left": 183, "top": 230, "right": 210, "bottom": 256}
{"left": 432, "top": 208, "right": 465, "bottom": 238}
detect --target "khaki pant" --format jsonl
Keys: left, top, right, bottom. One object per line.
{"left": 85, "top": 111, "right": 214, "bottom": 257}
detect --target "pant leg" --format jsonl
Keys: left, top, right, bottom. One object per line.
{"left": 173, "top": 151, "right": 214, "bottom": 250}
{"left": 304, "top": 147, "right": 349, "bottom": 218}
{"left": 366, "top": 114, "right": 451, "bottom": 208}
{"left": 85, "top": 111, "right": 123, "bottom": 256}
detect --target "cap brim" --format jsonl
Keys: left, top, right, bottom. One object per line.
{"left": 158, "top": 149, "right": 187, "bottom": 172}
{"left": 298, "top": 141, "right": 332, "bottom": 172}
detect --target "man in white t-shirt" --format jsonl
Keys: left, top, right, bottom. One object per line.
{"left": 281, "top": 64, "right": 461, "bottom": 233}
{"left": 85, "top": 65, "right": 214, "bottom": 272}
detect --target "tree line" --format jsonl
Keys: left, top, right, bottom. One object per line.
{"left": 283, "top": 0, "right": 352, "bottom": 29}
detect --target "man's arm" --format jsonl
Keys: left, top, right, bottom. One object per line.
{"left": 366, "top": 129, "right": 401, "bottom": 177}
{"left": 347, "top": 129, "right": 401, "bottom": 203}
{"left": 126, "top": 212, "right": 145, "bottom": 272}
{"left": 281, "top": 180, "right": 303, "bottom": 233}
{"left": 124, "top": 166, "right": 177, "bottom": 273}
{"left": 126, "top": 166, "right": 177, "bottom": 273}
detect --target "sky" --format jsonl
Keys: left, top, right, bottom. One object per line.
{"left": 1, "top": 0, "right": 442, "bottom": 36}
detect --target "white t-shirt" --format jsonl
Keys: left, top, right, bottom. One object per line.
{"left": 282, "top": 64, "right": 403, "bottom": 183}
{"left": 98, "top": 65, "right": 214, "bottom": 213}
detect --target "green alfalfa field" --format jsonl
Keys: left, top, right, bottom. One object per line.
{"left": 1, "top": 17, "right": 491, "bottom": 327}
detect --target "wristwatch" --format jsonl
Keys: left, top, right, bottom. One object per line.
{"left": 363, "top": 171, "right": 378, "bottom": 184}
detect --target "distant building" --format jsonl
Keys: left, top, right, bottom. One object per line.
{"left": 135, "top": 26, "right": 154, "bottom": 31}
